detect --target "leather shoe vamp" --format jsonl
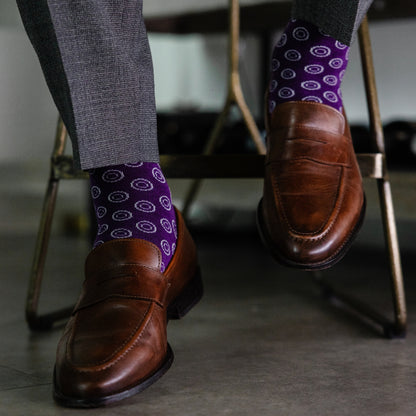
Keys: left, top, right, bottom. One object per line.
{"left": 54, "top": 239, "right": 171, "bottom": 401}
{"left": 261, "top": 101, "right": 365, "bottom": 268}
{"left": 269, "top": 158, "right": 342, "bottom": 234}
{"left": 55, "top": 298, "right": 167, "bottom": 400}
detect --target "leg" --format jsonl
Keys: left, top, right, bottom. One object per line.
{"left": 16, "top": 0, "right": 158, "bottom": 170}
{"left": 268, "top": 0, "right": 374, "bottom": 112}
{"left": 17, "top": 0, "right": 202, "bottom": 407}
{"left": 257, "top": 1, "right": 373, "bottom": 269}
{"left": 292, "top": 0, "right": 374, "bottom": 46}
{"left": 18, "top": 0, "right": 177, "bottom": 268}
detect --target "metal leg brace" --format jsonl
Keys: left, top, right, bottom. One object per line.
{"left": 315, "top": 17, "right": 406, "bottom": 338}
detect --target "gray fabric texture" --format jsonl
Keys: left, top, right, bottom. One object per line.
{"left": 292, "top": 0, "right": 374, "bottom": 45}
{"left": 16, "top": 0, "right": 159, "bottom": 170}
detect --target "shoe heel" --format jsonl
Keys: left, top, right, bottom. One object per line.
{"left": 167, "top": 267, "right": 203, "bottom": 320}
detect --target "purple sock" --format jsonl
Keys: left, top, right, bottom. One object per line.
{"left": 268, "top": 19, "right": 349, "bottom": 113}
{"left": 89, "top": 162, "right": 177, "bottom": 272}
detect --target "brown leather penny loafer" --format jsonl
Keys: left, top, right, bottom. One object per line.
{"left": 53, "top": 209, "right": 202, "bottom": 408}
{"left": 257, "top": 101, "right": 365, "bottom": 270}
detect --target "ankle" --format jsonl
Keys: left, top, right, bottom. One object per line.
{"left": 268, "top": 19, "right": 349, "bottom": 114}
{"left": 89, "top": 161, "right": 177, "bottom": 272}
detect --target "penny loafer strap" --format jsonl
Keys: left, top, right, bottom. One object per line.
{"left": 267, "top": 128, "right": 351, "bottom": 166}
{"left": 73, "top": 265, "right": 169, "bottom": 313}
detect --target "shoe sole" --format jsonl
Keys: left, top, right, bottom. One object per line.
{"left": 53, "top": 344, "right": 174, "bottom": 408}
{"left": 53, "top": 268, "right": 203, "bottom": 408}
{"left": 256, "top": 196, "right": 366, "bottom": 271}
{"left": 167, "top": 267, "right": 204, "bottom": 320}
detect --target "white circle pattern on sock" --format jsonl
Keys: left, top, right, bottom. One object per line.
{"left": 276, "top": 34, "right": 287, "bottom": 48}
{"left": 108, "top": 191, "right": 129, "bottom": 203}
{"left": 136, "top": 220, "right": 157, "bottom": 233}
{"left": 112, "top": 210, "right": 133, "bottom": 221}
{"left": 310, "top": 45, "right": 331, "bottom": 57}
{"left": 323, "top": 75, "right": 338, "bottom": 86}
{"left": 329, "top": 58, "right": 344, "bottom": 69}
{"left": 91, "top": 163, "right": 177, "bottom": 272}
{"left": 161, "top": 240, "right": 171, "bottom": 256}
{"left": 271, "top": 59, "right": 280, "bottom": 71}
{"left": 278, "top": 88, "right": 295, "bottom": 99}
{"left": 323, "top": 91, "right": 338, "bottom": 102}
{"left": 125, "top": 162, "right": 144, "bottom": 168}
{"left": 269, "top": 80, "right": 278, "bottom": 92}
{"left": 160, "top": 195, "right": 172, "bottom": 211}
{"left": 269, "top": 21, "right": 349, "bottom": 111}
{"left": 97, "top": 224, "right": 109, "bottom": 235}
{"left": 302, "top": 96, "right": 323, "bottom": 103}
{"left": 102, "top": 169, "right": 124, "bottom": 183}
{"left": 91, "top": 186, "right": 101, "bottom": 199}
{"left": 172, "top": 219, "right": 177, "bottom": 239}
{"left": 304, "top": 64, "right": 324, "bottom": 74}
{"left": 96, "top": 206, "right": 107, "bottom": 218}
{"left": 131, "top": 178, "right": 153, "bottom": 191}
{"left": 160, "top": 218, "right": 173, "bottom": 233}
{"left": 111, "top": 229, "right": 133, "bottom": 239}
{"left": 335, "top": 40, "right": 348, "bottom": 50}
{"left": 281, "top": 68, "right": 296, "bottom": 79}
{"left": 135, "top": 200, "right": 156, "bottom": 213}
{"left": 301, "top": 80, "right": 321, "bottom": 91}
{"left": 285, "top": 49, "right": 302, "bottom": 61}
{"left": 293, "top": 27, "right": 310, "bottom": 41}
{"left": 152, "top": 167, "right": 166, "bottom": 183}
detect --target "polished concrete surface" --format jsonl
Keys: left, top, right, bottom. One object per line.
{"left": 1, "top": 164, "right": 416, "bottom": 415}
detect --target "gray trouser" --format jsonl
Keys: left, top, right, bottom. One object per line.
{"left": 17, "top": 0, "right": 373, "bottom": 170}
{"left": 293, "top": 0, "right": 374, "bottom": 45}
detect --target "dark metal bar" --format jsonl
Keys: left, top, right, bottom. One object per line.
{"left": 181, "top": 0, "right": 265, "bottom": 218}
{"left": 24, "top": 152, "right": 386, "bottom": 182}
{"left": 316, "top": 275, "right": 402, "bottom": 339}
{"left": 359, "top": 17, "right": 407, "bottom": 336}
{"left": 26, "top": 121, "right": 75, "bottom": 330}
{"left": 316, "top": 17, "right": 407, "bottom": 338}
{"left": 38, "top": 152, "right": 385, "bottom": 181}
{"left": 160, "top": 153, "right": 383, "bottom": 179}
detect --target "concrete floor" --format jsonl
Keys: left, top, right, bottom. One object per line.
{"left": 1, "top": 164, "right": 416, "bottom": 415}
